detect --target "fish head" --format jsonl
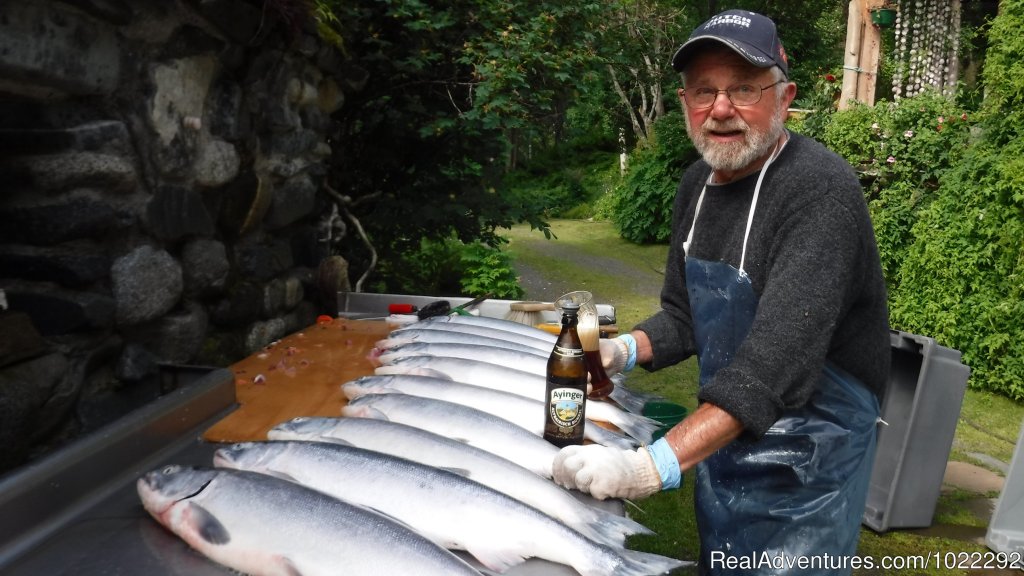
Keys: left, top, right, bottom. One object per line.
{"left": 377, "top": 335, "right": 414, "bottom": 349}
{"left": 339, "top": 394, "right": 389, "bottom": 420}
{"left": 267, "top": 416, "right": 333, "bottom": 439}
{"left": 212, "top": 441, "right": 284, "bottom": 472}
{"left": 375, "top": 343, "right": 430, "bottom": 365}
{"left": 340, "top": 375, "right": 396, "bottom": 399}
{"left": 375, "top": 358, "right": 451, "bottom": 381}
{"left": 137, "top": 465, "right": 219, "bottom": 517}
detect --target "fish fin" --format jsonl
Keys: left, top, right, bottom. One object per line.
{"left": 256, "top": 469, "right": 302, "bottom": 484}
{"left": 314, "top": 435, "right": 354, "bottom": 447}
{"left": 278, "top": 556, "right": 304, "bottom": 576}
{"left": 186, "top": 502, "right": 230, "bottom": 545}
{"left": 378, "top": 366, "right": 452, "bottom": 379}
{"left": 465, "top": 543, "right": 529, "bottom": 573}
{"left": 354, "top": 504, "right": 423, "bottom": 534}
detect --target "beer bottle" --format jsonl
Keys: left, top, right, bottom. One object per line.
{"left": 543, "top": 302, "right": 588, "bottom": 447}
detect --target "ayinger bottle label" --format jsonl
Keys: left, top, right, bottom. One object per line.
{"left": 548, "top": 387, "right": 585, "bottom": 428}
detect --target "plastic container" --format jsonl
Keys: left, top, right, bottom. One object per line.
{"left": 862, "top": 330, "right": 970, "bottom": 532}
{"left": 643, "top": 401, "right": 688, "bottom": 440}
{"left": 986, "top": 416, "right": 1024, "bottom": 560}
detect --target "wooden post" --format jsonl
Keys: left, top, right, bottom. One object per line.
{"left": 839, "top": 0, "right": 885, "bottom": 108}
{"left": 839, "top": 0, "right": 862, "bottom": 110}
{"left": 856, "top": 0, "right": 884, "bottom": 105}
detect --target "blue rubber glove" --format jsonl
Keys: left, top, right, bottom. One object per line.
{"left": 646, "top": 437, "right": 682, "bottom": 490}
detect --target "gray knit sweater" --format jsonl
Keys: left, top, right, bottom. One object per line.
{"left": 635, "top": 131, "right": 890, "bottom": 437}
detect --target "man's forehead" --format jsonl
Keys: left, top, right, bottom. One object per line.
{"left": 684, "top": 50, "right": 771, "bottom": 83}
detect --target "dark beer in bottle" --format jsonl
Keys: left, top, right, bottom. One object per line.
{"left": 543, "top": 303, "right": 588, "bottom": 447}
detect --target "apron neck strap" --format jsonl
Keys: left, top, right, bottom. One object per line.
{"left": 683, "top": 132, "right": 790, "bottom": 273}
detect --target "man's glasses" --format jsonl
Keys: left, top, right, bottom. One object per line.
{"left": 681, "top": 80, "right": 785, "bottom": 109}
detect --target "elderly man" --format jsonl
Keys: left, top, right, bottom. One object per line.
{"left": 553, "top": 9, "right": 890, "bottom": 575}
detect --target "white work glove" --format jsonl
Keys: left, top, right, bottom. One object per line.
{"left": 552, "top": 444, "right": 662, "bottom": 501}
{"left": 599, "top": 334, "right": 636, "bottom": 375}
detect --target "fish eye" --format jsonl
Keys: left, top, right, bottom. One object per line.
{"left": 162, "top": 465, "right": 180, "bottom": 474}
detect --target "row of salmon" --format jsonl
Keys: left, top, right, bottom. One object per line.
{"left": 137, "top": 314, "right": 689, "bottom": 575}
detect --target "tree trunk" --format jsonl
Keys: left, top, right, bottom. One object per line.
{"left": 608, "top": 64, "right": 648, "bottom": 144}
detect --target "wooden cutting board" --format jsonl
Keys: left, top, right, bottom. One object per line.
{"left": 202, "top": 318, "right": 393, "bottom": 442}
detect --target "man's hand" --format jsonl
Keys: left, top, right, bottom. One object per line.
{"left": 552, "top": 444, "right": 662, "bottom": 500}
{"left": 599, "top": 336, "right": 630, "bottom": 374}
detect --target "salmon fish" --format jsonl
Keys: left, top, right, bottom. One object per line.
{"left": 341, "top": 392, "right": 559, "bottom": 477}
{"left": 214, "top": 441, "right": 690, "bottom": 576}
{"left": 268, "top": 416, "right": 654, "bottom": 546}
{"left": 344, "top": 373, "right": 659, "bottom": 444}
{"left": 137, "top": 465, "right": 482, "bottom": 576}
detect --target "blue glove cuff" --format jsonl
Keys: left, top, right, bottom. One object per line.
{"left": 646, "top": 437, "right": 681, "bottom": 490}
{"left": 618, "top": 334, "right": 637, "bottom": 372}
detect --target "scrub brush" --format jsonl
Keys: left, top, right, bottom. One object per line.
{"left": 504, "top": 301, "right": 555, "bottom": 326}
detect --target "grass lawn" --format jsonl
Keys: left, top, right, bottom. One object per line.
{"left": 502, "top": 219, "right": 1024, "bottom": 574}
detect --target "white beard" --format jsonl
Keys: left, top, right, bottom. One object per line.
{"left": 686, "top": 104, "right": 786, "bottom": 175}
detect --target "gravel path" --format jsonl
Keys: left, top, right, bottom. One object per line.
{"left": 511, "top": 232, "right": 665, "bottom": 303}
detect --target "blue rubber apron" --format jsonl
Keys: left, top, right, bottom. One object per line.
{"left": 684, "top": 141, "right": 879, "bottom": 575}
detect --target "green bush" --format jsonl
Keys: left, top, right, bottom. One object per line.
{"left": 374, "top": 236, "right": 523, "bottom": 300}
{"left": 459, "top": 241, "right": 525, "bottom": 300}
{"left": 883, "top": 0, "right": 1024, "bottom": 401}
{"left": 801, "top": 0, "right": 1024, "bottom": 400}
{"left": 502, "top": 134, "right": 620, "bottom": 220}
{"left": 792, "top": 71, "right": 842, "bottom": 140}
{"left": 817, "top": 94, "right": 974, "bottom": 282}
{"left": 609, "top": 111, "right": 697, "bottom": 244}
{"left": 890, "top": 138, "right": 1024, "bottom": 400}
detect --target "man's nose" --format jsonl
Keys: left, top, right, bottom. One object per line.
{"left": 709, "top": 91, "right": 736, "bottom": 118}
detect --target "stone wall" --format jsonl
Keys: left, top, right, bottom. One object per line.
{"left": 0, "top": 0, "right": 361, "bottom": 474}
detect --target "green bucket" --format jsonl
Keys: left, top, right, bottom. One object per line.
{"left": 642, "top": 401, "right": 688, "bottom": 440}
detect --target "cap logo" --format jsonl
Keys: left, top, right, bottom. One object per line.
{"left": 703, "top": 14, "right": 752, "bottom": 30}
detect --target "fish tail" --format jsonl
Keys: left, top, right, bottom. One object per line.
{"left": 608, "top": 386, "right": 647, "bottom": 414}
{"left": 609, "top": 548, "right": 693, "bottom": 576}
{"left": 608, "top": 377, "right": 665, "bottom": 414}
{"left": 587, "top": 425, "right": 640, "bottom": 449}
{"left": 580, "top": 510, "right": 654, "bottom": 547}
{"left": 611, "top": 412, "right": 663, "bottom": 445}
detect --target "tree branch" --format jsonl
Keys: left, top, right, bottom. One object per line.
{"left": 322, "top": 181, "right": 377, "bottom": 293}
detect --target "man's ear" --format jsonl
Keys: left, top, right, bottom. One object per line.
{"left": 782, "top": 82, "right": 798, "bottom": 109}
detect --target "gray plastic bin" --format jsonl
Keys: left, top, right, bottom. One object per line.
{"left": 862, "top": 329, "right": 970, "bottom": 532}
{"left": 986, "top": 416, "right": 1024, "bottom": 560}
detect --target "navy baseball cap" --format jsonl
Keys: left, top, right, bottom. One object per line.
{"left": 671, "top": 10, "right": 789, "bottom": 78}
